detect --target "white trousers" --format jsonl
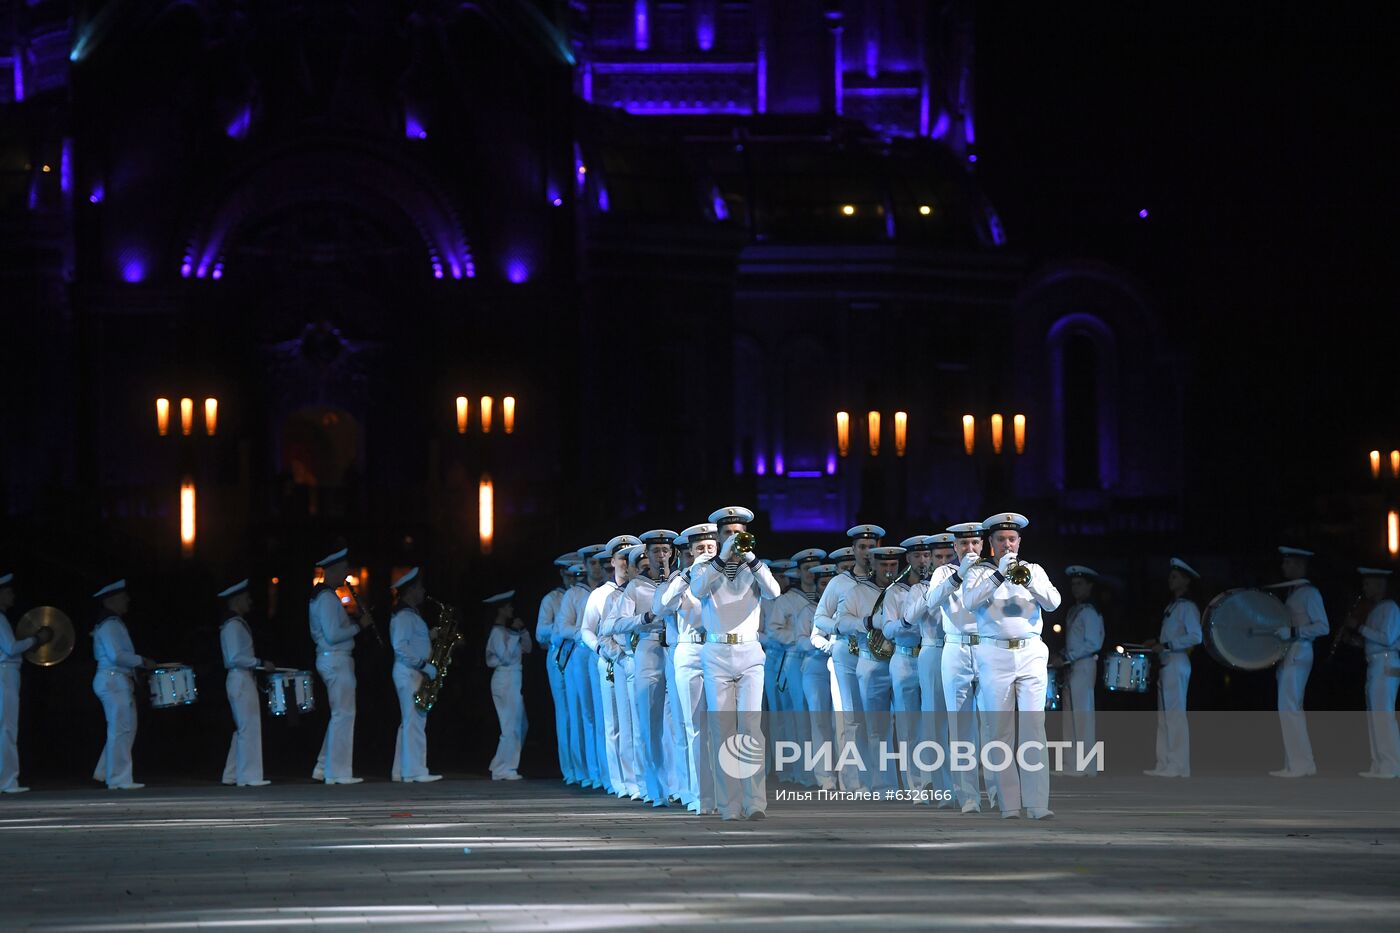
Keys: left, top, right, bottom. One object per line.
{"left": 489, "top": 665, "right": 527, "bottom": 778}
{"left": 545, "top": 644, "right": 576, "bottom": 782}
{"left": 702, "top": 640, "right": 767, "bottom": 819}
{"left": 1364, "top": 650, "right": 1400, "bottom": 775}
{"left": 0, "top": 666, "right": 23, "bottom": 791}
{"left": 800, "top": 653, "right": 837, "bottom": 789}
{"left": 222, "top": 670, "right": 264, "bottom": 785}
{"left": 562, "top": 643, "right": 601, "bottom": 785}
{"left": 975, "top": 639, "right": 1050, "bottom": 813}
{"left": 889, "top": 651, "right": 926, "bottom": 789}
{"left": 632, "top": 639, "right": 669, "bottom": 803}
{"left": 616, "top": 654, "right": 642, "bottom": 796}
{"left": 675, "top": 642, "right": 714, "bottom": 810}
{"left": 776, "top": 650, "right": 812, "bottom": 784}
{"left": 917, "top": 645, "right": 955, "bottom": 797}
{"left": 596, "top": 654, "right": 625, "bottom": 794}
{"left": 1063, "top": 657, "right": 1098, "bottom": 775}
{"left": 391, "top": 664, "right": 429, "bottom": 780}
{"left": 856, "top": 655, "right": 897, "bottom": 790}
{"left": 831, "top": 642, "right": 867, "bottom": 791}
{"left": 1154, "top": 653, "right": 1191, "bottom": 775}
{"left": 1277, "top": 641, "right": 1316, "bottom": 773}
{"left": 314, "top": 653, "right": 357, "bottom": 781}
{"left": 662, "top": 644, "right": 691, "bottom": 803}
{"left": 92, "top": 671, "right": 137, "bottom": 787}
{"left": 942, "top": 642, "right": 990, "bottom": 806}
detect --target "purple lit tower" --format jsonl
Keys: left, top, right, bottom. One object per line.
{"left": 0, "top": 0, "right": 1183, "bottom": 576}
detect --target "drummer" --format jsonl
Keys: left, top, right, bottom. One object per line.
{"left": 91, "top": 579, "right": 154, "bottom": 790}
{"left": 1356, "top": 567, "right": 1400, "bottom": 779}
{"left": 219, "top": 579, "right": 275, "bottom": 787}
{"left": 1143, "top": 558, "right": 1202, "bottom": 778}
{"left": 1, "top": 572, "right": 55, "bottom": 794}
{"left": 1055, "top": 566, "right": 1104, "bottom": 777}
{"left": 1266, "top": 546, "right": 1328, "bottom": 778}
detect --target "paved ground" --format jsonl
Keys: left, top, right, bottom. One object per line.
{"left": 1, "top": 775, "right": 1397, "bottom": 931}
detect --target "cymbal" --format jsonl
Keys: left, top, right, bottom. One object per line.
{"left": 16, "top": 606, "right": 75, "bottom": 667}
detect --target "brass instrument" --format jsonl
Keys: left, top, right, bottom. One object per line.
{"left": 864, "top": 565, "right": 911, "bottom": 662}
{"left": 1005, "top": 553, "right": 1033, "bottom": 587}
{"left": 414, "top": 596, "right": 463, "bottom": 712}
{"left": 733, "top": 531, "right": 757, "bottom": 555}
{"left": 15, "top": 606, "right": 75, "bottom": 666}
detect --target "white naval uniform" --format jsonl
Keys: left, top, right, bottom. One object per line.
{"left": 389, "top": 606, "right": 433, "bottom": 781}
{"left": 772, "top": 589, "right": 812, "bottom": 785}
{"left": 690, "top": 554, "right": 780, "bottom": 819}
{"left": 792, "top": 588, "right": 837, "bottom": 790}
{"left": 907, "top": 575, "right": 955, "bottom": 800}
{"left": 610, "top": 575, "right": 670, "bottom": 804}
{"left": 760, "top": 598, "right": 785, "bottom": 754}
{"left": 92, "top": 616, "right": 141, "bottom": 788}
{"left": 583, "top": 581, "right": 634, "bottom": 796}
{"left": 927, "top": 559, "right": 993, "bottom": 808}
{"left": 486, "top": 623, "right": 531, "bottom": 778}
{"left": 536, "top": 587, "right": 574, "bottom": 783}
{"left": 555, "top": 583, "right": 602, "bottom": 787}
{"left": 814, "top": 570, "right": 866, "bottom": 791}
{"left": 1061, "top": 602, "right": 1104, "bottom": 775}
{"left": 1152, "top": 597, "right": 1202, "bottom": 776}
{"left": 839, "top": 577, "right": 897, "bottom": 791}
{"left": 1276, "top": 581, "right": 1328, "bottom": 774}
{"left": 219, "top": 615, "right": 265, "bottom": 786}
{"left": 0, "top": 611, "right": 37, "bottom": 792}
{"left": 310, "top": 586, "right": 361, "bottom": 782}
{"left": 657, "top": 596, "right": 688, "bottom": 804}
{"left": 882, "top": 582, "right": 928, "bottom": 791}
{"left": 962, "top": 559, "right": 1061, "bottom": 814}
{"left": 1359, "top": 599, "right": 1400, "bottom": 776}
{"left": 658, "top": 571, "right": 713, "bottom": 812}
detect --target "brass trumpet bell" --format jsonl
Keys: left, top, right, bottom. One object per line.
{"left": 733, "top": 531, "right": 757, "bottom": 554}
{"left": 1006, "top": 557, "right": 1033, "bottom": 587}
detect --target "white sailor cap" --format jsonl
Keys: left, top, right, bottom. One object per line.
{"left": 783, "top": 569, "right": 802, "bottom": 580}
{"left": 1358, "top": 567, "right": 1393, "bottom": 577}
{"left": 316, "top": 547, "right": 349, "bottom": 567}
{"left": 1065, "top": 565, "right": 1099, "bottom": 580}
{"left": 604, "top": 534, "right": 643, "bottom": 557}
{"left": 947, "top": 522, "right": 986, "bottom": 538}
{"left": 0, "top": 572, "right": 12, "bottom": 587}
{"left": 871, "top": 546, "right": 907, "bottom": 560}
{"left": 900, "top": 535, "right": 931, "bottom": 551}
{"left": 983, "top": 512, "right": 1029, "bottom": 532}
{"left": 768, "top": 559, "right": 797, "bottom": 571}
{"left": 92, "top": 579, "right": 127, "bottom": 599}
{"left": 812, "top": 563, "right": 838, "bottom": 577}
{"left": 829, "top": 546, "right": 855, "bottom": 561}
{"left": 1169, "top": 557, "right": 1201, "bottom": 579}
{"left": 217, "top": 578, "right": 250, "bottom": 598}
{"left": 790, "top": 548, "right": 827, "bottom": 565}
{"left": 566, "top": 563, "right": 586, "bottom": 576}
{"left": 679, "top": 523, "right": 719, "bottom": 543}
{"left": 391, "top": 567, "right": 420, "bottom": 590}
{"left": 638, "top": 529, "right": 679, "bottom": 545}
{"left": 846, "top": 523, "right": 886, "bottom": 540}
{"left": 577, "top": 544, "right": 607, "bottom": 560}
{"left": 553, "top": 552, "right": 581, "bottom": 567}
{"left": 1278, "top": 546, "right": 1314, "bottom": 558}
{"left": 625, "top": 544, "right": 647, "bottom": 567}
{"left": 708, "top": 506, "right": 755, "bottom": 526}
{"left": 673, "top": 529, "right": 691, "bottom": 547}
{"left": 483, "top": 590, "right": 515, "bottom": 604}
{"left": 925, "top": 533, "right": 956, "bottom": 549}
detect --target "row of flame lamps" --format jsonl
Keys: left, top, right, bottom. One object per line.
{"left": 455, "top": 396, "right": 516, "bottom": 434}
{"left": 155, "top": 397, "right": 219, "bottom": 436}
{"left": 832, "top": 412, "right": 1028, "bottom": 458}
{"left": 1368, "top": 450, "right": 1400, "bottom": 478}
{"left": 172, "top": 473, "right": 497, "bottom": 559}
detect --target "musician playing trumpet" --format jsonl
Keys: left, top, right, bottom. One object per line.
{"left": 389, "top": 567, "right": 442, "bottom": 783}
{"left": 1356, "top": 567, "right": 1400, "bottom": 779}
{"left": 218, "top": 579, "right": 275, "bottom": 788}
{"left": 486, "top": 590, "right": 531, "bottom": 781}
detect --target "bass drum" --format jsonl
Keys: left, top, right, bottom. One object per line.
{"left": 1204, "top": 588, "right": 1288, "bottom": 671}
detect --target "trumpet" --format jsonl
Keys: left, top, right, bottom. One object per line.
{"left": 1005, "top": 554, "right": 1033, "bottom": 587}
{"left": 733, "top": 531, "right": 757, "bottom": 555}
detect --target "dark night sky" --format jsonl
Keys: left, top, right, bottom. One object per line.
{"left": 974, "top": 2, "right": 1395, "bottom": 525}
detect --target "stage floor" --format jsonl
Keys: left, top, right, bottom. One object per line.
{"left": 2, "top": 775, "right": 1396, "bottom": 930}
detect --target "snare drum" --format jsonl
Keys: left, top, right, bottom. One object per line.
{"left": 265, "top": 669, "right": 316, "bottom": 716}
{"left": 1045, "top": 665, "right": 1062, "bottom": 710}
{"left": 148, "top": 664, "right": 198, "bottom": 708}
{"left": 1102, "top": 650, "right": 1151, "bottom": 693}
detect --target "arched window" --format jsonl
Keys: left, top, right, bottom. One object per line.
{"left": 1047, "top": 314, "right": 1119, "bottom": 492}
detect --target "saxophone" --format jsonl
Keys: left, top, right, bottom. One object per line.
{"left": 414, "top": 597, "right": 463, "bottom": 712}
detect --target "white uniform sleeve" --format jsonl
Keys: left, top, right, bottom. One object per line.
{"left": 813, "top": 578, "right": 844, "bottom": 635}
{"left": 0, "top": 616, "right": 35, "bottom": 661}
{"left": 391, "top": 613, "right": 429, "bottom": 669}
{"left": 485, "top": 627, "right": 506, "bottom": 668}
{"left": 220, "top": 621, "right": 259, "bottom": 670}
{"left": 1360, "top": 602, "right": 1400, "bottom": 649}
{"left": 314, "top": 592, "right": 361, "bottom": 645}
{"left": 535, "top": 592, "right": 558, "bottom": 648}
{"left": 1295, "top": 588, "right": 1329, "bottom": 640}
{"left": 98, "top": 623, "right": 144, "bottom": 669}
{"left": 1026, "top": 564, "right": 1062, "bottom": 612}
{"left": 960, "top": 563, "right": 1001, "bottom": 611}
{"left": 834, "top": 588, "right": 868, "bottom": 636}
{"left": 1164, "top": 602, "right": 1202, "bottom": 651}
